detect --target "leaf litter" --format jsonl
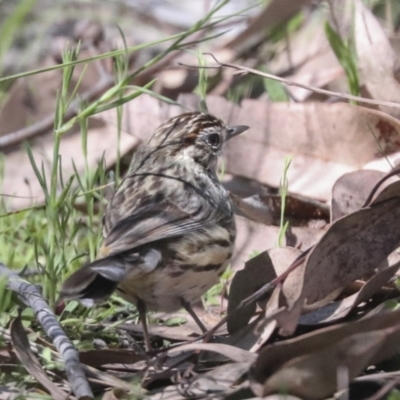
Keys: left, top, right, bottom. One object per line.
{"left": 4, "top": 1, "right": 400, "bottom": 400}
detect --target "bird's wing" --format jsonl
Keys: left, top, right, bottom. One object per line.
{"left": 104, "top": 198, "right": 221, "bottom": 255}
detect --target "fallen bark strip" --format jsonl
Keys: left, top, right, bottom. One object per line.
{"left": 0, "top": 263, "right": 93, "bottom": 400}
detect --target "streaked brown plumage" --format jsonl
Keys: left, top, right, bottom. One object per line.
{"left": 60, "top": 112, "right": 248, "bottom": 350}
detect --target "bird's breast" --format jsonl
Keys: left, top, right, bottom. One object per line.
{"left": 117, "top": 224, "right": 235, "bottom": 312}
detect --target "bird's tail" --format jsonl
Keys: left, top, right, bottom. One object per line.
{"left": 59, "top": 256, "right": 126, "bottom": 307}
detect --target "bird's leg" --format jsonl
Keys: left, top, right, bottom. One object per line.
{"left": 180, "top": 298, "right": 207, "bottom": 334}
{"left": 137, "top": 299, "right": 152, "bottom": 351}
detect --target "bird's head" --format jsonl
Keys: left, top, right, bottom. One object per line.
{"left": 145, "top": 112, "right": 249, "bottom": 170}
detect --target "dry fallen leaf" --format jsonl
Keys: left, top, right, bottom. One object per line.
{"left": 225, "top": 0, "right": 315, "bottom": 54}
{"left": 231, "top": 192, "right": 329, "bottom": 226}
{"left": 250, "top": 308, "right": 400, "bottom": 399}
{"left": 166, "top": 342, "right": 257, "bottom": 364}
{"left": 300, "top": 196, "right": 400, "bottom": 307}
{"left": 355, "top": 0, "right": 400, "bottom": 118}
{"left": 10, "top": 315, "right": 69, "bottom": 400}
{"left": 228, "top": 251, "right": 276, "bottom": 335}
{"left": 258, "top": 330, "right": 391, "bottom": 399}
{"left": 299, "top": 260, "right": 400, "bottom": 325}
{"left": 230, "top": 192, "right": 275, "bottom": 225}
{"left": 369, "top": 178, "right": 400, "bottom": 206}
{"left": 331, "top": 169, "right": 387, "bottom": 221}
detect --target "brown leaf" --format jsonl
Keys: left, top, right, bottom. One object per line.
{"left": 331, "top": 170, "right": 387, "bottom": 221}
{"left": 228, "top": 247, "right": 304, "bottom": 342}
{"left": 228, "top": 251, "right": 276, "bottom": 334}
{"left": 258, "top": 330, "right": 388, "bottom": 399}
{"left": 250, "top": 308, "right": 400, "bottom": 399}
{"left": 355, "top": 0, "right": 400, "bottom": 118}
{"left": 10, "top": 315, "right": 70, "bottom": 400}
{"left": 270, "top": 247, "right": 304, "bottom": 308}
{"left": 249, "top": 286, "right": 280, "bottom": 352}
{"left": 231, "top": 192, "right": 329, "bottom": 226}
{"left": 225, "top": 0, "right": 314, "bottom": 53}
{"left": 300, "top": 196, "right": 400, "bottom": 306}
{"left": 369, "top": 179, "right": 400, "bottom": 206}
{"left": 166, "top": 343, "right": 257, "bottom": 364}
{"left": 299, "top": 260, "right": 400, "bottom": 325}
{"left": 230, "top": 192, "right": 275, "bottom": 225}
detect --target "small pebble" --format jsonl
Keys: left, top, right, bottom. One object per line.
{"left": 93, "top": 338, "right": 107, "bottom": 348}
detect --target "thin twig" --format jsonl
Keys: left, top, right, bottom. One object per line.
{"left": 179, "top": 54, "right": 400, "bottom": 110}
{"left": 365, "top": 376, "right": 400, "bottom": 400}
{"left": 0, "top": 264, "right": 94, "bottom": 399}
{"left": 362, "top": 167, "right": 400, "bottom": 207}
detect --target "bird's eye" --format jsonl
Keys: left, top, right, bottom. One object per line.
{"left": 207, "top": 133, "right": 220, "bottom": 147}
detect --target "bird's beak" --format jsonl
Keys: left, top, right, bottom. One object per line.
{"left": 226, "top": 125, "right": 249, "bottom": 140}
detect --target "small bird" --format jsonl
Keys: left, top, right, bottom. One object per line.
{"left": 60, "top": 112, "right": 248, "bottom": 350}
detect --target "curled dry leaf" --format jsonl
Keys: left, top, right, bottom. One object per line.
{"left": 269, "top": 247, "right": 304, "bottom": 308}
{"left": 166, "top": 342, "right": 257, "bottom": 364}
{"left": 299, "top": 260, "right": 400, "bottom": 325}
{"left": 228, "top": 247, "right": 304, "bottom": 346}
{"left": 355, "top": 0, "right": 400, "bottom": 118}
{"left": 249, "top": 286, "right": 280, "bottom": 353}
{"left": 298, "top": 196, "right": 400, "bottom": 307}
{"left": 331, "top": 170, "right": 387, "bottom": 221}
{"left": 256, "top": 330, "right": 391, "bottom": 399}
{"left": 369, "top": 178, "right": 400, "bottom": 206}
{"left": 230, "top": 192, "right": 275, "bottom": 225}
{"left": 228, "top": 251, "right": 276, "bottom": 335}
{"left": 228, "top": 247, "right": 303, "bottom": 334}
{"left": 10, "top": 315, "right": 69, "bottom": 400}
{"left": 231, "top": 192, "right": 329, "bottom": 226}
{"left": 250, "top": 308, "right": 400, "bottom": 399}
